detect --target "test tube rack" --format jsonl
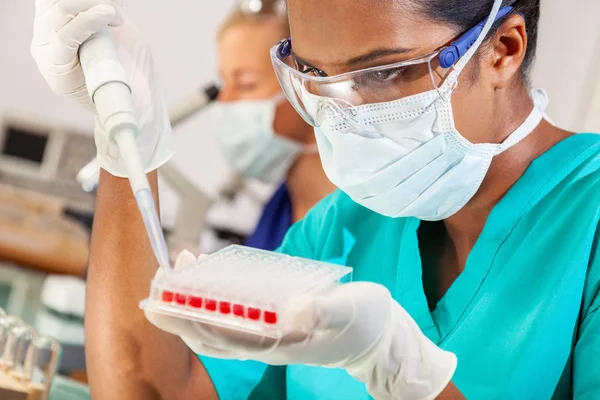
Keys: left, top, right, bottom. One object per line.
{"left": 0, "top": 314, "right": 61, "bottom": 400}
{"left": 0, "top": 372, "right": 45, "bottom": 400}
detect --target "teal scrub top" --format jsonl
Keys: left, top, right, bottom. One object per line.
{"left": 199, "top": 133, "right": 600, "bottom": 399}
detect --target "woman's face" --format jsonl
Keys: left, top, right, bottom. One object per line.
{"left": 218, "top": 20, "right": 312, "bottom": 144}
{"left": 286, "top": 0, "right": 504, "bottom": 144}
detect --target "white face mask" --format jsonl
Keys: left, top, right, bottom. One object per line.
{"left": 314, "top": 1, "right": 549, "bottom": 221}
{"left": 212, "top": 93, "right": 311, "bottom": 184}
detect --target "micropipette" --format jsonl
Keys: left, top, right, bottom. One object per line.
{"left": 79, "top": 30, "right": 171, "bottom": 273}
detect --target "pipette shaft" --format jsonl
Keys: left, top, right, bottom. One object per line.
{"left": 79, "top": 29, "right": 171, "bottom": 273}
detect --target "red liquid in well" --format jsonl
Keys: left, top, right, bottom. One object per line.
{"left": 247, "top": 307, "right": 261, "bottom": 321}
{"left": 219, "top": 302, "right": 231, "bottom": 314}
{"left": 162, "top": 291, "right": 174, "bottom": 303}
{"left": 233, "top": 304, "right": 245, "bottom": 317}
{"left": 174, "top": 293, "right": 187, "bottom": 305}
{"left": 205, "top": 299, "right": 217, "bottom": 311}
{"left": 264, "top": 311, "right": 278, "bottom": 324}
{"left": 189, "top": 296, "right": 203, "bottom": 308}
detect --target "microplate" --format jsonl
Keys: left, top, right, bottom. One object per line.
{"left": 140, "top": 245, "right": 353, "bottom": 338}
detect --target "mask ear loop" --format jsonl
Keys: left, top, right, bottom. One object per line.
{"left": 433, "top": 59, "right": 460, "bottom": 103}
{"left": 529, "top": 88, "right": 555, "bottom": 125}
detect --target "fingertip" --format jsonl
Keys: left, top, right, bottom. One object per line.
{"left": 174, "top": 249, "right": 197, "bottom": 271}
{"left": 179, "top": 249, "right": 196, "bottom": 260}
{"left": 89, "top": 4, "right": 124, "bottom": 29}
{"left": 309, "top": 289, "right": 358, "bottom": 331}
{"left": 108, "top": 5, "right": 125, "bottom": 27}
{"left": 144, "top": 309, "right": 163, "bottom": 329}
{"left": 153, "top": 267, "right": 165, "bottom": 280}
{"left": 280, "top": 296, "right": 319, "bottom": 333}
{"left": 144, "top": 310, "right": 188, "bottom": 336}
{"left": 93, "top": 4, "right": 117, "bottom": 17}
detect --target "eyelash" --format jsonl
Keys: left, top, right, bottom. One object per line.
{"left": 295, "top": 61, "right": 327, "bottom": 77}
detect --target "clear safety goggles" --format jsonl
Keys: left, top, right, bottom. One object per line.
{"left": 270, "top": 5, "right": 513, "bottom": 129}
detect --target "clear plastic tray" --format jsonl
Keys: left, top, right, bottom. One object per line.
{"left": 140, "top": 245, "right": 353, "bottom": 338}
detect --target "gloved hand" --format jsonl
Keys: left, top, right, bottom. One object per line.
{"left": 146, "top": 251, "right": 458, "bottom": 400}
{"left": 31, "top": 0, "right": 174, "bottom": 177}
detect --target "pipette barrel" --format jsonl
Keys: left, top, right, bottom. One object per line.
{"left": 79, "top": 30, "right": 172, "bottom": 273}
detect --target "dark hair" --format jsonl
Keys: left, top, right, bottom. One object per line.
{"left": 418, "top": 0, "right": 540, "bottom": 81}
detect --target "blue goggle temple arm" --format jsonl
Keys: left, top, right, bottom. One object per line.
{"left": 439, "top": 6, "right": 514, "bottom": 68}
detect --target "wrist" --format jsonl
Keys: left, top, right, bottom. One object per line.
{"left": 346, "top": 301, "right": 457, "bottom": 400}
{"left": 95, "top": 123, "right": 175, "bottom": 178}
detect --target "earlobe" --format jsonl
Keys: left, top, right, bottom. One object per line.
{"left": 491, "top": 14, "right": 528, "bottom": 89}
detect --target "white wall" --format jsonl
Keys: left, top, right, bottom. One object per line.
{"left": 0, "top": 0, "right": 598, "bottom": 204}
{"left": 532, "top": 0, "right": 600, "bottom": 132}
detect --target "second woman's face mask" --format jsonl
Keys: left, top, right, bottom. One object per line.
{"left": 211, "top": 94, "right": 306, "bottom": 184}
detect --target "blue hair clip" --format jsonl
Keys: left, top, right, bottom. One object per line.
{"left": 439, "top": 6, "right": 514, "bottom": 69}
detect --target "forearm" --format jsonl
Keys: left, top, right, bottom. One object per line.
{"left": 85, "top": 169, "right": 217, "bottom": 400}
{"left": 437, "top": 382, "right": 465, "bottom": 399}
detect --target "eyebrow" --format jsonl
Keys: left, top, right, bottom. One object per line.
{"left": 346, "top": 47, "right": 416, "bottom": 67}
{"left": 291, "top": 46, "right": 415, "bottom": 71}
{"left": 291, "top": 52, "right": 318, "bottom": 70}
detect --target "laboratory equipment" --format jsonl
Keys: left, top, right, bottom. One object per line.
{"left": 0, "top": 316, "right": 24, "bottom": 361}
{"left": 0, "top": 113, "right": 92, "bottom": 275}
{"left": 0, "top": 313, "right": 60, "bottom": 400}
{"left": 79, "top": 30, "right": 170, "bottom": 272}
{"left": 73, "top": 81, "right": 267, "bottom": 256}
{"left": 2, "top": 324, "right": 35, "bottom": 372}
{"left": 40, "top": 277, "right": 85, "bottom": 319}
{"left": 23, "top": 336, "right": 61, "bottom": 399}
{"left": 141, "top": 245, "right": 353, "bottom": 338}
{"left": 0, "top": 261, "right": 84, "bottom": 381}
{"left": 0, "top": 112, "right": 96, "bottom": 213}
{"left": 75, "top": 83, "right": 220, "bottom": 194}
{"left": 0, "top": 183, "right": 89, "bottom": 275}
{"left": 48, "top": 376, "right": 90, "bottom": 400}
{"left": 73, "top": 84, "right": 223, "bottom": 254}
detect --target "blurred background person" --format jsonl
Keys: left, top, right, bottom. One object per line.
{"left": 195, "top": 3, "right": 335, "bottom": 396}
{"left": 206, "top": 0, "right": 334, "bottom": 252}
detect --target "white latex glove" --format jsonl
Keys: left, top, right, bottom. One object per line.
{"left": 31, "top": 0, "right": 174, "bottom": 177}
{"left": 146, "top": 251, "right": 458, "bottom": 400}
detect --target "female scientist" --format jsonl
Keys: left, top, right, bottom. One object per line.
{"left": 31, "top": 0, "right": 600, "bottom": 399}
{"left": 212, "top": 0, "right": 334, "bottom": 251}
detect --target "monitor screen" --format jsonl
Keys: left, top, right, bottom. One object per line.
{"left": 1, "top": 126, "right": 48, "bottom": 164}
